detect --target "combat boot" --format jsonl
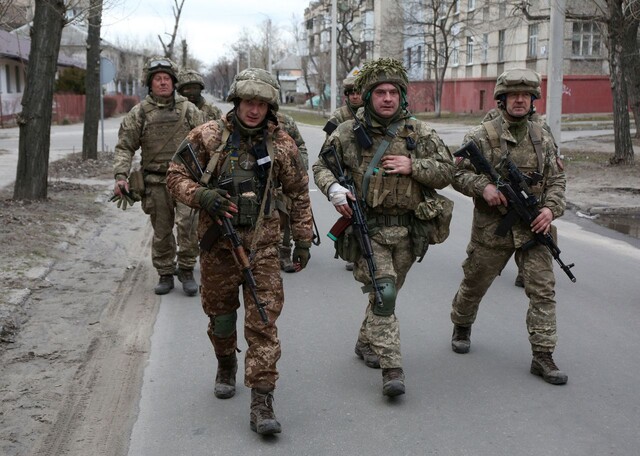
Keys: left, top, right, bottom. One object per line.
{"left": 451, "top": 324, "right": 471, "bottom": 354}
{"left": 531, "top": 351, "right": 568, "bottom": 385}
{"left": 382, "top": 368, "right": 405, "bottom": 397}
{"left": 154, "top": 274, "right": 174, "bottom": 295}
{"left": 250, "top": 388, "right": 282, "bottom": 435}
{"left": 176, "top": 268, "right": 198, "bottom": 296}
{"left": 214, "top": 354, "right": 238, "bottom": 399}
{"left": 279, "top": 246, "right": 296, "bottom": 273}
{"left": 354, "top": 340, "right": 381, "bottom": 369}
{"left": 345, "top": 261, "right": 354, "bottom": 271}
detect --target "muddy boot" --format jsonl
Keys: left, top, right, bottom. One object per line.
{"left": 250, "top": 388, "right": 282, "bottom": 435}
{"left": 154, "top": 274, "right": 174, "bottom": 295}
{"left": 354, "top": 340, "right": 381, "bottom": 369}
{"left": 382, "top": 368, "right": 405, "bottom": 397}
{"left": 176, "top": 268, "right": 198, "bottom": 296}
{"left": 531, "top": 351, "right": 568, "bottom": 385}
{"left": 451, "top": 324, "right": 471, "bottom": 354}
{"left": 279, "top": 246, "right": 296, "bottom": 273}
{"left": 514, "top": 273, "right": 525, "bottom": 288}
{"left": 345, "top": 261, "right": 354, "bottom": 271}
{"left": 214, "top": 354, "right": 238, "bottom": 399}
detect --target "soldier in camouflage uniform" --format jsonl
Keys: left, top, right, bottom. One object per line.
{"left": 275, "top": 111, "right": 309, "bottom": 273}
{"left": 177, "top": 68, "right": 223, "bottom": 121}
{"left": 166, "top": 68, "right": 313, "bottom": 435}
{"left": 113, "top": 57, "right": 205, "bottom": 296}
{"left": 313, "top": 59, "right": 455, "bottom": 397}
{"left": 450, "top": 68, "right": 568, "bottom": 385}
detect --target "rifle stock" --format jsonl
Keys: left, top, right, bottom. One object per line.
{"left": 454, "top": 141, "right": 576, "bottom": 283}
{"left": 175, "top": 143, "right": 270, "bottom": 323}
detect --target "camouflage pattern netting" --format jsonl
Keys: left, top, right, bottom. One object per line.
{"left": 355, "top": 58, "right": 409, "bottom": 96}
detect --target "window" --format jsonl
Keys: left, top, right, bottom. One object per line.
{"left": 498, "top": 30, "right": 505, "bottom": 62}
{"left": 572, "top": 22, "right": 601, "bottom": 56}
{"left": 5, "top": 65, "right": 11, "bottom": 93}
{"left": 407, "top": 47, "right": 412, "bottom": 68}
{"left": 483, "top": 5, "right": 490, "bottom": 21}
{"left": 417, "top": 45, "right": 422, "bottom": 67}
{"left": 15, "top": 66, "right": 21, "bottom": 92}
{"left": 451, "top": 39, "right": 460, "bottom": 66}
{"left": 482, "top": 33, "right": 488, "bottom": 63}
{"left": 468, "top": 0, "right": 476, "bottom": 11}
{"left": 528, "top": 24, "right": 538, "bottom": 58}
{"left": 466, "top": 37, "right": 474, "bottom": 65}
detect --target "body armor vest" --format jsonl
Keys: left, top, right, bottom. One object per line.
{"left": 140, "top": 99, "right": 191, "bottom": 174}
{"left": 351, "top": 122, "right": 423, "bottom": 216}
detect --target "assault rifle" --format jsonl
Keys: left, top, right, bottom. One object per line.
{"left": 454, "top": 140, "right": 576, "bottom": 283}
{"left": 321, "top": 145, "right": 384, "bottom": 309}
{"left": 175, "top": 143, "right": 269, "bottom": 323}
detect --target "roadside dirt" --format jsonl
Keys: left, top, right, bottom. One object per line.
{"left": 0, "top": 138, "right": 638, "bottom": 456}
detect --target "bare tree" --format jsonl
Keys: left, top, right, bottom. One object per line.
{"left": 82, "top": 0, "right": 103, "bottom": 161}
{"left": 13, "top": 0, "right": 66, "bottom": 200}
{"left": 158, "top": 0, "right": 186, "bottom": 59}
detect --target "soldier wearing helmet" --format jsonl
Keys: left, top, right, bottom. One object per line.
{"left": 166, "top": 68, "right": 313, "bottom": 435}
{"left": 112, "top": 56, "right": 205, "bottom": 297}
{"left": 313, "top": 58, "right": 455, "bottom": 398}
{"left": 177, "top": 68, "right": 223, "bottom": 121}
{"left": 323, "top": 75, "right": 364, "bottom": 136}
{"left": 449, "top": 68, "right": 569, "bottom": 386}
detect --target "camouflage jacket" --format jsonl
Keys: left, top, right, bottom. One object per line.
{"left": 166, "top": 117, "right": 313, "bottom": 249}
{"left": 113, "top": 93, "right": 205, "bottom": 182}
{"left": 277, "top": 112, "right": 308, "bottom": 169}
{"left": 453, "top": 113, "right": 566, "bottom": 249}
{"left": 198, "top": 98, "right": 223, "bottom": 121}
{"left": 313, "top": 109, "right": 455, "bottom": 218}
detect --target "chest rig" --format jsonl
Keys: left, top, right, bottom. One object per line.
{"left": 351, "top": 119, "right": 423, "bottom": 219}
{"left": 482, "top": 117, "right": 547, "bottom": 197}
{"left": 211, "top": 126, "right": 275, "bottom": 227}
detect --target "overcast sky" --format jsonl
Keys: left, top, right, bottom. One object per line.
{"left": 102, "top": 0, "right": 312, "bottom": 66}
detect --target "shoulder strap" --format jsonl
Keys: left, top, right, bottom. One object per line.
{"left": 482, "top": 118, "right": 509, "bottom": 158}
{"left": 362, "top": 121, "right": 402, "bottom": 200}
{"left": 200, "top": 120, "right": 229, "bottom": 187}
{"left": 528, "top": 121, "right": 544, "bottom": 173}
{"left": 249, "top": 132, "right": 276, "bottom": 254}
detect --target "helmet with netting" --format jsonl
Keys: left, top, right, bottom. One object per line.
{"left": 355, "top": 58, "right": 409, "bottom": 97}
{"left": 227, "top": 68, "right": 280, "bottom": 111}
{"left": 142, "top": 56, "right": 179, "bottom": 87}
{"left": 494, "top": 68, "right": 541, "bottom": 100}
{"left": 343, "top": 76, "right": 357, "bottom": 95}
{"left": 177, "top": 68, "right": 205, "bottom": 91}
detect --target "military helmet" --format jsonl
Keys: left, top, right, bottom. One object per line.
{"left": 343, "top": 76, "right": 357, "bottom": 94}
{"left": 143, "top": 56, "right": 179, "bottom": 87}
{"left": 177, "top": 68, "right": 205, "bottom": 91}
{"left": 494, "top": 68, "right": 541, "bottom": 100}
{"left": 227, "top": 68, "right": 280, "bottom": 111}
{"left": 355, "top": 58, "right": 409, "bottom": 97}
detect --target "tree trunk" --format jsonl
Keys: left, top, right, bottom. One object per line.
{"left": 82, "top": 0, "right": 103, "bottom": 160}
{"left": 13, "top": 0, "right": 66, "bottom": 201}
{"left": 621, "top": 19, "right": 640, "bottom": 139}
{"left": 607, "top": 0, "right": 634, "bottom": 165}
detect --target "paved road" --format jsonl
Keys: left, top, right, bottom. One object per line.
{"left": 126, "top": 121, "right": 640, "bottom": 456}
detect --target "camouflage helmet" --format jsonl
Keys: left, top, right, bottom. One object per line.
{"left": 227, "top": 68, "right": 280, "bottom": 111}
{"left": 143, "top": 56, "right": 179, "bottom": 87}
{"left": 494, "top": 68, "right": 541, "bottom": 100}
{"left": 355, "top": 58, "right": 409, "bottom": 97}
{"left": 343, "top": 76, "right": 357, "bottom": 94}
{"left": 176, "top": 68, "right": 205, "bottom": 91}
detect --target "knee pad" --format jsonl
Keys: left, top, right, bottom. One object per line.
{"left": 372, "top": 277, "right": 397, "bottom": 317}
{"left": 211, "top": 312, "right": 237, "bottom": 338}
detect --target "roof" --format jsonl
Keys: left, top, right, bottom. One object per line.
{"left": 0, "top": 27, "right": 85, "bottom": 68}
{"left": 272, "top": 54, "right": 302, "bottom": 71}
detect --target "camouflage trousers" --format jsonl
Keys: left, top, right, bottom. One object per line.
{"left": 450, "top": 239, "right": 558, "bottom": 351}
{"left": 141, "top": 183, "right": 199, "bottom": 275}
{"left": 200, "top": 243, "right": 283, "bottom": 390}
{"left": 353, "top": 226, "right": 415, "bottom": 369}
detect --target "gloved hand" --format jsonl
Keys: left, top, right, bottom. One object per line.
{"left": 109, "top": 180, "right": 137, "bottom": 210}
{"left": 292, "top": 240, "right": 312, "bottom": 271}
{"left": 196, "top": 187, "right": 235, "bottom": 219}
{"left": 328, "top": 182, "right": 350, "bottom": 207}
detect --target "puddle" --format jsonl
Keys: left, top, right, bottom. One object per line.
{"left": 593, "top": 214, "right": 640, "bottom": 239}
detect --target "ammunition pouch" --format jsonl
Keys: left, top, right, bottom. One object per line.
{"left": 128, "top": 169, "right": 145, "bottom": 199}
{"left": 334, "top": 224, "right": 361, "bottom": 263}
{"left": 413, "top": 191, "right": 454, "bottom": 246}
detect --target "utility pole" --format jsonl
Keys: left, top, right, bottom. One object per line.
{"left": 546, "top": 0, "right": 566, "bottom": 149}
{"left": 330, "top": 0, "right": 337, "bottom": 112}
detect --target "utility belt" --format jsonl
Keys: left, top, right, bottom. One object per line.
{"left": 367, "top": 212, "right": 412, "bottom": 227}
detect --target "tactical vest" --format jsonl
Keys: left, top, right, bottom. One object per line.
{"left": 216, "top": 130, "right": 275, "bottom": 227}
{"left": 483, "top": 117, "right": 546, "bottom": 197}
{"left": 140, "top": 98, "right": 192, "bottom": 174}
{"left": 351, "top": 119, "right": 423, "bottom": 217}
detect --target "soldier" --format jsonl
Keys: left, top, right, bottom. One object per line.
{"left": 313, "top": 58, "right": 455, "bottom": 397}
{"left": 166, "top": 68, "right": 313, "bottom": 435}
{"left": 176, "top": 68, "right": 223, "bottom": 121}
{"left": 450, "top": 68, "right": 568, "bottom": 385}
{"left": 323, "top": 75, "right": 364, "bottom": 271}
{"left": 112, "top": 57, "right": 205, "bottom": 296}
{"left": 275, "top": 111, "right": 309, "bottom": 273}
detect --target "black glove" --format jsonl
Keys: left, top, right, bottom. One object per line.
{"left": 292, "top": 240, "right": 312, "bottom": 270}
{"left": 196, "top": 187, "right": 231, "bottom": 218}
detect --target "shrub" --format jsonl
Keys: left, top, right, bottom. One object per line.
{"left": 103, "top": 96, "right": 118, "bottom": 118}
